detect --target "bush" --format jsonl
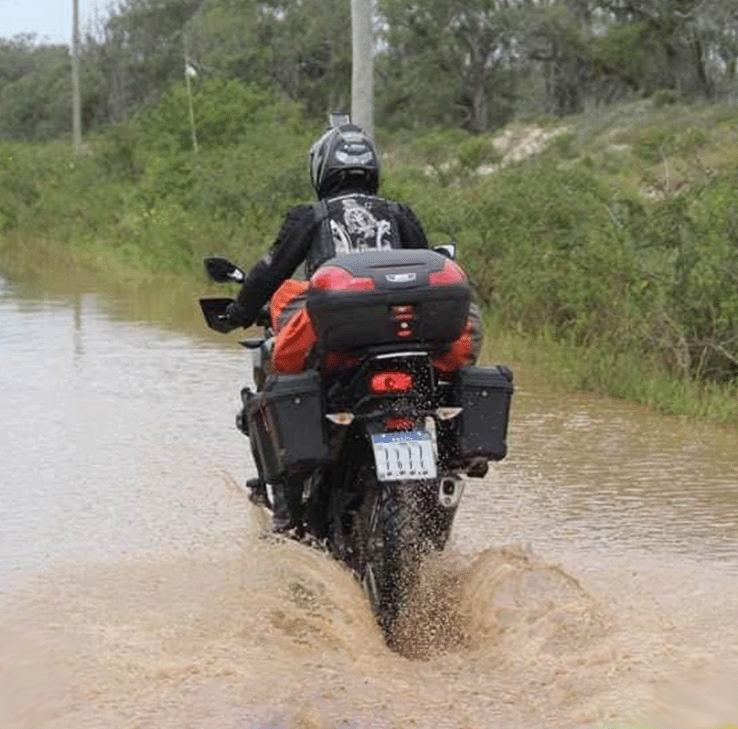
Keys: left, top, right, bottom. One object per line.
{"left": 388, "top": 151, "right": 738, "bottom": 387}
{"left": 0, "top": 144, "right": 38, "bottom": 229}
{"left": 457, "top": 136, "right": 503, "bottom": 171}
{"left": 652, "top": 88, "right": 681, "bottom": 108}
{"left": 139, "top": 77, "right": 304, "bottom": 153}
{"left": 632, "top": 127, "right": 677, "bottom": 162}
{"left": 549, "top": 132, "right": 578, "bottom": 159}
{"left": 95, "top": 124, "right": 143, "bottom": 180}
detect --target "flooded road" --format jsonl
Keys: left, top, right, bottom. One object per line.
{"left": 1, "top": 271, "right": 738, "bottom": 729}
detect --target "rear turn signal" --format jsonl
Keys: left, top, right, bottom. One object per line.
{"left": 370, "top": 371, "right": 414, "bottom": 394}
{"left": 310, "top": 266, "right": 374, "bottom": 291}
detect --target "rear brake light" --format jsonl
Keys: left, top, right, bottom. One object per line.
{"left": 428, "top": 260, "right": 467, "bottom": 285}
{"left": 384, "top": 416, "right": 416, "bottom": 431}
{"left": 310, "top": 266, "right": 374, "bottom": 291}
{"left": 370, "top": 371, "right": 414, "bottom": 394}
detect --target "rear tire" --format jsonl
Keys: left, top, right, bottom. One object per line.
{"left": 354, "top": 463, "right": 456, "bottom": 639}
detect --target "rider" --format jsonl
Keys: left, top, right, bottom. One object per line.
{"left": 226, "top": 121, "right": 434, "bottom": 369}
{"left": 226, "top": 119, "right": 482, "bottom": 530}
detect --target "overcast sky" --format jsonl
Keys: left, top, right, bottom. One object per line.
{"left": 1, "top": 0, "right": 112, "bottom": 45}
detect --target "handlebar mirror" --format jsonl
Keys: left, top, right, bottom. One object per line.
{"left": 204, "top": 257, "right": 245, "bottom": 284}
{"left": 433, "top": 244, "right": 457, "bottom": 260}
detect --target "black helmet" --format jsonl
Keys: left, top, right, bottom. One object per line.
{"left": 309, "top": 123, "right": 380, "bottom": 199}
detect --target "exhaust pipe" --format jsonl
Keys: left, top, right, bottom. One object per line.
{"left": 438, "top": 476, "right": 464, "bottom": 509}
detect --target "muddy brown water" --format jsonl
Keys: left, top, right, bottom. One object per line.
{"left": 1, "top": 271, "right": 738, "bottom": 729}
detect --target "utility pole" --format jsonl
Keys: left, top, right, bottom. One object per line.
{"left": 351, "top": 0, "right": 374, "bottom": 139}
{"left": 71, "top": 0, "right": 83, "bottom": 156}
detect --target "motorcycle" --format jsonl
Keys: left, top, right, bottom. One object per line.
{"left": 200, "top": 247, "right": 513, "bottom": 640}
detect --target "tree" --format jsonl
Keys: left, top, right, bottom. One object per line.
{"left": 255, "top": 0, "right": 352, "bottom": 115}
{"left": 520, "top": 2, "right": 595, "bottom": 115}
{"left": 184, "top": 0, "right": 269, "bottom": 85}
{"left": 0, "top": 34, "right": 41, "bottom": 83}
{"left": 512, "top": 0, "right": 738, "bottom": 115}
{"left": 186, "top": 0, "right": 351, "bottom": 117}
{"left": 4, "top": 0, "right": 738, "bottom": 140}
{"left": 93, "top": 0, "right": 205, "bottom": 123}
{"left": 378, "top": 0, "right": 518, "bottom": 131}
{"left": 590, "top": 0, "right": 738, "bottom": 100}
{"left": 0, "top": 36, "right": 76, "bottom": 139}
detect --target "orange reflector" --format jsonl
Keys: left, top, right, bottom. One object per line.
{"left": 370, "top": 371, "right": 414, "bottom": 394}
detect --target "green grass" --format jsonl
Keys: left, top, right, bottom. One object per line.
{"left": 482, "top": 313, "right": 738, "bottom": 423}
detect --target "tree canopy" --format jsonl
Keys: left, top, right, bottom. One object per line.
{"left": 1, "top": 0, "right": 737, "bottom": 140}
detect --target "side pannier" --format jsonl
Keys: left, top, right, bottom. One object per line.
{"left": 246, "top": 370, "right": 329, "bottom": 481}
{"left": 455, "top": 365, "right": 514, "bottom": 462}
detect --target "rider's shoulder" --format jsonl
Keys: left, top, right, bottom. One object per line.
{"left": 279, "top": 203, "right": 317, "bottom": 230}
{"left": 285, "top": 202, "right": 315, "bottom": 218}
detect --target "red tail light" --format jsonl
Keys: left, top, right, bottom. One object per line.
{"left": 428, "top": 260, "right": 467, "bottom": 285}
{"left": 391, "top": 304, "right": 414, "bottom": 321}
{"left": 370, "top": 371, "right": 414, "bottom": 394}
{"left": 391, "top": 304, "right": 415, "bottom": 338}
{"left": 310, "top": 266, "right": 374, "bottom": 291}
{"left": 384, "top": 416, "right": 416, "bottom": 431}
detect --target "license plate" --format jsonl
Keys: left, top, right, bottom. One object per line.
{"left": 371, "top": 430, "right": 437, "bottom": 481}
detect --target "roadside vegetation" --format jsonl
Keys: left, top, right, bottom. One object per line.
{"left": 3, "top": 91, "right": 738, "bottom": 423}
{"left": 3, "top": 0, "right": 738, "bottom": 423}
{"left": 389, "top": 100, "right": 738, "bottom": 422}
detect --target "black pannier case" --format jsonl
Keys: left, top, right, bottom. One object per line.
{"left": 456, "top": 365, "right": 513, "bottom": 462}
{"left": 246, "top": 370, "right": 329, "bottom": 481}
{"left": 307, "top": 249, "right": 471, "bottom": 352}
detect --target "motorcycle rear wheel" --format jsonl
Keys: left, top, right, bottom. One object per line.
{"left": 354, "top": 464, "right": 455, "bottom": 641}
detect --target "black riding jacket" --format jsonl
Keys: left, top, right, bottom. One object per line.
{"left": 229, "top": 191, "right": 429, "bottom": 328}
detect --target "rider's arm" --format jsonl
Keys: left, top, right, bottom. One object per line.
{"left": 395, "top": 204, "right": 430, "bottom": 249}
{"left": 228, "top": 205, "right": 315, "bottom": 328}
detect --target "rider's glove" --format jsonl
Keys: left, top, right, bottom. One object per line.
{"left": 225, "top": 301, "right": 254, "bottom": 329}
{"left": 225, "top": 302, "right": 239, "bottom": 325}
